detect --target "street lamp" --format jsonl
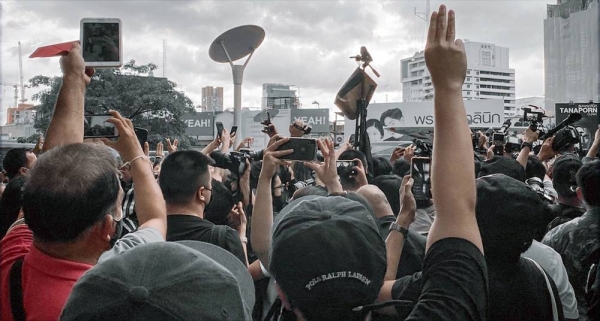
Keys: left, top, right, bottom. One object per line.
{"left": 312, "top": 101, "right": 320, "bottom": 108}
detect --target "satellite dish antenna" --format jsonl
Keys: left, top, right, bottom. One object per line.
{"left": 209, "top": 25, "right": 265, "bottom": 142}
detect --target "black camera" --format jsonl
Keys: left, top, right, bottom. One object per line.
{"left": 525, "top": 177, "right": 555, "bottom": 204}
{"left": 337, "top": 160, "right": 358, "bottom": 179}
{"left": 523, "top": 107, "right": 546, "bottom": 136}
{"left": 412, "top": 139, "right": 432, "bottom": 157}
{"left": 288, "top": 178, "right": 316, "bottom": 193}
{"left": 552, "top": 126, "right": 580, "bottom": 153}
{"left": 211, "top": 148, "right": 264, "bottom": 177}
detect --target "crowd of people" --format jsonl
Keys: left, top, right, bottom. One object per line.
{"left": 1, "top": 5, "right": 600, "bottom": 321}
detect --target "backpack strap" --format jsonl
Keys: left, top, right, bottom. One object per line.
{"left": 524, "top": 257, "right": 560, "bottom": 321}
{"left": 9, "top": 258, "right": 26, "bottom": 321}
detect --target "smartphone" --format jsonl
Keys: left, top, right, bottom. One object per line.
{"left": 261, "top": 112, "right": 272, "bottom": 133}
{"left": 230, "top": 126, "right": 238, "bottom": 136}
{"left": 84, "top": 114, "right": 118, "bottom": 138}
{"left": 336, "top": 160, "right": 358, "bottom": 178}
{"left": 410, "top": 157, "right": 431, "bottom": 203}
{"left": 275, "top": 138, "right": 318, "bottom": 161}
{"left": 349, "top": 134, "right": 356, "bottom": 145}
{"left": 80, "top": 18, "right": 123, "bottom": 67}
{"left": 134, "top": 127, "right": 149, "bottom": 149}
{"left": 492, "top": 133, "right": 506, "bottom": 156}
{"left": 216, "top": 122, "right": 224, "bottom": 138}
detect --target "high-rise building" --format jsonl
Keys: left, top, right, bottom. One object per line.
{"left": 261, "top": 83, "right": 298, "bottom": 110}
{"left": 6, "top": 103, "right": 35, "bottom": 125}
{"left": 201, "top": 86, "right": 224, "bottom": 112}
{"left": 544, "top": 0, "right": 599, "bottom": 109}
{"left": 401, "top": 41, "right": 516, "bottom": 116}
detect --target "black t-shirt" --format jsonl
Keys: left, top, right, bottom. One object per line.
{"left": 166, "top": 214, "right": 246, "bottom": 264}
{"left": 404, "top": 238, "right": 488, "bottom": 321}
{"left": 487, "top": 258, "right": 564, "bottom": 321}
{"left": 378, "top": 215, "right": 426, "bottom": 279}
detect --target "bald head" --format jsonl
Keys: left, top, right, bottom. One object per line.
{"left": 356, "top": 185, "right": 394, "bottom": 218}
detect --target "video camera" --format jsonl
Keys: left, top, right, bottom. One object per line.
{"left": 210, "top": 149, "right": 264, "bottom": 176}
{"left": 525, "top": 177, "right": 555, "bottom": 204}
{"left": 412, "top": 139, "right": 432, "bottom": 157}
{"left": 491, "top": 119, "right": 512, "bottom": 156}
{"left": 523, "top": 107, "right": 546, "bottom": 135}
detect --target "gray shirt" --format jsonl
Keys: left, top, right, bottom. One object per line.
{"left": 98, "top": 227, "right": 164, "bottom": 263}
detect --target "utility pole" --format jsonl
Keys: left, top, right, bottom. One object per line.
{"left": 18, "top": 41, "right": 28, "bottom": 104}
{"left": 163, "top": 39, "right": 167, "bottom": 78}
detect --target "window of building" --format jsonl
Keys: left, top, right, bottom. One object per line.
{"left": 481, "top": 51, "right": 492, "bottom": 66}
{"left": 467, "top": 85, "right": 471, "bottom": 88}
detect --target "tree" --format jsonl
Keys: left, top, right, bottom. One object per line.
{"left": 31, "top": 60, "right": 195, "bottom": 147}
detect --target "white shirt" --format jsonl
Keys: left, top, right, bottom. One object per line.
{"left": 523, "top": 240, "right": 579, "bottom": 319}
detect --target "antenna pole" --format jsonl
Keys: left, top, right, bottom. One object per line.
{"left": 162, "top": 39, "right": 167, "bottom": 78}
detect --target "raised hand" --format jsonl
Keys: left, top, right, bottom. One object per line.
{"left": 403, "top": 144, "right": 416, "bottom": 162}
{"left": 60, "top": 42, "right": 93, "bottom": 86}
{"left": 166, "top": 138, "right": 178, "bottom": 154}
{"left": 398, "top": 175, "right": 416, "bottom": 226}
{"left": 351, "top": 158, "right": 369, "bottom": 187}
{"left": 143, "top": 142, "right": 150, "bottom": 157}
{"left": 424, "top": 5, "right": 466, "bottom": 92}
{"left": 32, "top": 134, "right": 44, "bottom": 155}
{"left": 101, "top": 110, "right": 145, "bottom": 163}
{"left": 156, "top": 141, "right": 164, "bottom": 158}
{"left": 228, "top": 202, "right": 247, "bottom": 237}
{"left": 261, "top": 136, "right": 293, "bottom": 179}
{"left": 304, "top": 138, "right": 342, "bottom": 193}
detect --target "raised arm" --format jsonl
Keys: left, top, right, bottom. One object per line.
{"left": 586, "top": 125, "right": 600, "bottom": 160}
{"left": 103, "top": 110, "right": 167, "bottom": 239}
{"left": 424, "top": 6, "right": 482, "bottom": 252}
{"left": 43, "top": 43, "right": 92, "bottom": 152}
{"left": 251, "top": 136, "right": 292, "bottom": 265}
{"left": 517, "top": 128, "right": 539, "bottom": 168}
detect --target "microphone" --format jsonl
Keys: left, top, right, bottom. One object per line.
{"left": 539, "top": 113, "right": 582, "bottom": 140}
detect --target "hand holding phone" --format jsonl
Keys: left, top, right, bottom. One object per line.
{"left": 84, "top": 114, "right": 119, "bottom": 138}
{"left": 410, "top": 157, "right": 431, "bottom": 204}
{"left": 274, "top": 138, "right": 318, "bottom": 161}
{"left": 216, "top": 122, "right": 224, "bottom": 138}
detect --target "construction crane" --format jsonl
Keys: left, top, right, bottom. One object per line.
{"left": 414, "top": 0, "right": 431, "bottom": 22}
{"left": 18, "top": 41, "right": 27, "bottom": 104}
{"left": 1, "top": 83, "right": 19, "bottom": 108}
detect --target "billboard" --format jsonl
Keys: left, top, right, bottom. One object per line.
{"left": 181, "top": 112, "right": 214, "bottom": 138}
{"left": 555, "top": 102, "right": 598, "bottom": 150}
{"left": 290, "top": 109, "right": 330, "bottom": 133}
{"left": 344, "top": 100, "right": 505, "bottom": 144}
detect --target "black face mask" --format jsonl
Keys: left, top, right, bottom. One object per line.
{"left": 109, "top": 219, "right": 123, "bottom": 248}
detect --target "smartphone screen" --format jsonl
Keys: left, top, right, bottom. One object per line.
{"left": 230, "top": 126, "right": 238, "bottom": 136}
{"left": 336, "top": 160, "right": 358, "bottom": 177}
{"left": 80, "top": 19, "right": 122, "bottom": 67}
{"left": 84, "top": 114, "right": 118, "bottom": 138}
{"left": 216, "top": 122, "right": 224, "bottom": 138}
{"left": 134, "top": 128, "right": 149, "bottom": 149}
{"left": 275, "top": 138, "right": 317, "bottom": 161}
{"left": 411, "top": 157, "right": 431, "bottom": 202}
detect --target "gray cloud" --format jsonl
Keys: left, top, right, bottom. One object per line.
{"left": 2, "top": 0, "right": 549, "bottom": 124}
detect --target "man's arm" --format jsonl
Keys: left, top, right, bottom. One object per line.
{"left": 43, "top": 43, "right": 92, "bottom": 152}
{"left": 251, "top": 136, "right": 292, "bottom": 266}
{"left": 424, "top": 6, "right": 482, "bottom": 252}
{"left": 517, "top": 128, "right": 539, "bottom": 168}
{"left": 103, "top": 111, "right": 167, "bottom": 239}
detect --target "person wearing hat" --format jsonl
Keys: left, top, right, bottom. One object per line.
{"left": 252, "top": 7, "right": 488, "bottom": 319}
{"left": 59, "top": 241, "right": 255, "bottom": 321}
{"left": 543, "top": 159, "right": 600, "bottom": 319}
{"left": 0, "top": 44, "right": 167, "bottom": 321}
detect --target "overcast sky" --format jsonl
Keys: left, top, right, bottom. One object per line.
{"left": 1, "top": 0, "right": 550, "bottom": 125}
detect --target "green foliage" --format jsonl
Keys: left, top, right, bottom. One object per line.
{"left": 31, "top": 60, "right": 195, "bottom": 144}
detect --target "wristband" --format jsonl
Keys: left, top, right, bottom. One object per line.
{"left": 389, "top": 222, "right": 409, "bottom": 238}
{"left": 123, "top": 155, "right": 150, "bottom": 168}
{"left": 521, "top": 142, "right": 533, "bottom": 151}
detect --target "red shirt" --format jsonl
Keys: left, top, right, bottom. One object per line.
{"left": 1, "top": 225, "right": 93, "bottom": 321}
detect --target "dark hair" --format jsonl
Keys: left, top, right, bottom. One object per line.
{"left": 372, "top": 156, "right": 392, "bottom": 177}
{"left": 392, "top": 159, "right": 410, "bottom": 177}
{"left": 0, "top": 176, "right": 27, "bottom": 237}
{"left": 204, "top": 179, "right": 235, "bottom": 226}
{"left": 159, "top": 150, "right": 214, "bottom": 205}
{"left": 371, "top": 175, "right": 403, "bottom": 214}
{"left": 576, "top": 160, "right": 600, "bottom": 207}
{"left": 526, "top": 156, "right": 546, "bottom": 180}
{"left": 380, "top": 108, "right": 403, "bottom": 125}
{"left": 366, "top": 119, "right": 384, "bottom": 138}
{"left": 3, "top": 148, "right": 30, "bottom": 179}
{"left": 23, "top": 144, "right": 120, "bottom": 242}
